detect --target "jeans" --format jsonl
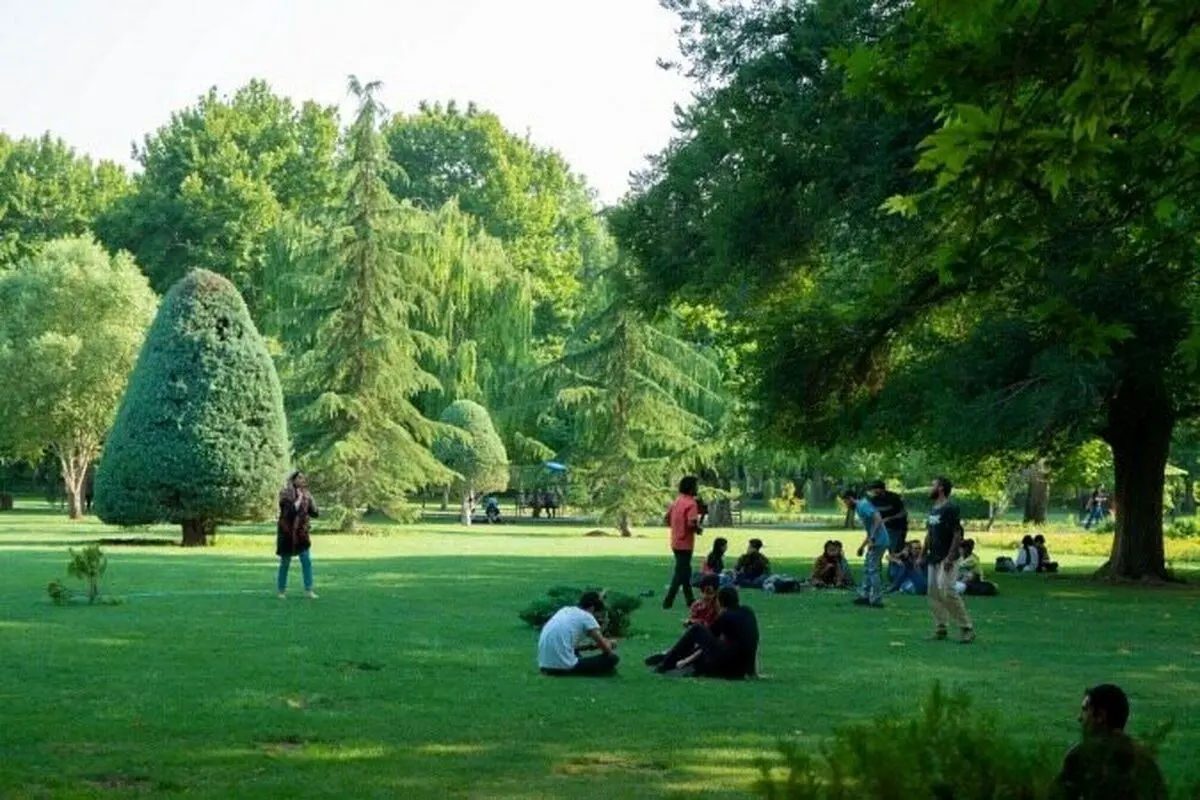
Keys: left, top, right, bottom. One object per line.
{"left": 541, "top": 651, "right": 619, "bottom": 676}
{"left": 857, "top": 545, "right": 885, "bottom": 604}
{"left": 664, "top": 549, "right": 695, "bottom": 608}
{"left": 278, "top": 549, "right": 313, "bottom": 592}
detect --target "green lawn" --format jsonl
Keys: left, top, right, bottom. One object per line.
{"left": 1, "top": 504, "right": 1198, "bottom": 799}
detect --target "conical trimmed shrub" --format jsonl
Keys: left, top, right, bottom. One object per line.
{"left": 95, "top": 269, "right": 289, "bottom": 546}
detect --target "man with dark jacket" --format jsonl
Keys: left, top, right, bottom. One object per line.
{"left": 1053, "top": 684, "right": 1166, "bottom": 800}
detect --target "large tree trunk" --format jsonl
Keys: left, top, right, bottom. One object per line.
{"left": 1023, "top": 461, "right": 1050, "bottom": 524}
{"left": 617, "top": 511, "right": 632, "bottom": 538}
{"left": 1100, "top": 380, "right": 1172, "bottom": 581}
{"left": 181, "top": 518, "right": 211, "bottom": 547}
{"left": 441, "top": 486, "right": 450, "bottom": 512}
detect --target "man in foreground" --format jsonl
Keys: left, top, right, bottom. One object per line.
{"left": 923, "top": 477, "right": 975, "bottom": 643}
{"left": 651, "top": 587, "right": 759, "bottom": 679}
{"left": 1053, "top": 684, "right": 1166, "bottom": 799}
{"left": 537, "top": 591, "right": 620, "bottom": 676}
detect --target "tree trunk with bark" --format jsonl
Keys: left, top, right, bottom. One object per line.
{"left": 1099, "top": 378, "right": 1172, "bottom": 581}
{"left": 181, "top": 518, "right": 212, "bottom": 547}
{"left": 460, "top": 485, "right": 473, "bottom": 526}
{"left": 55, "top": 442, "right": 96, "bottom": 521}
{"left": 618, "top": 511, "right": 632, "bottom": 538}
{"left": 1023, "top": 461, "right": 1050, "bottom": 524}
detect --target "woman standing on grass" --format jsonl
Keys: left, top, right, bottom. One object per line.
{"left": 276, "top": 470, "right": 319, "bottom": 599}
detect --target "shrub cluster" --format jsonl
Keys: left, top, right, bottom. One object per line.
{"left": 518, "top": 586, "right": 641, "bottom": 638}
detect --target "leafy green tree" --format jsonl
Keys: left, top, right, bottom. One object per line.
{"left": 0, "top": 237, "right": 156, "bottom": 518}
{"left": 94, "top": 269, "right": 289, "bottom": 546}
{"left": 96, "top": 80, "right": 339, "bottom": 319}
{"left": 0, "top": 134, "right": 129, "bottom": 265}
{"left": 619, "top": 0, "right": 1200, "bottom": 579}
{"left": 549, "top": 268, "right": 725, "bottom": 536}
{"left": 433, "top": 400, "right": 510, "bottom": 525}
{"left": 288, "top": 77, "right": 451, "bottom": 530}
{"left": 384, "top": 102, "right": 603, "bottom": 342}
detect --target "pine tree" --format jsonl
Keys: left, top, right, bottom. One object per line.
{"left": 94, "top": 269, "right": 289, "bottom": 546}
{"left": 289, "top": 77, "right": 451, "bottom": 529}
{"left": 552, "top": 269, "right": 725, "bottom": 536}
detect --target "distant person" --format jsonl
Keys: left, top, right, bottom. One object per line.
{"left": 663, "top": 476, "right": 703, "bottom": 610}
{"left": 843, "top": 489, "right": 889, "bottom": 608}
{"left": 276, "top": 470, "right": 319, "bottom": 600}
{"left": 537, "top": 591, "right": 620, "bottom": 676}
{"left": 651, "top": 587, "right": 759, "bottom": 679}
{"left": 734, "top": 538, "right": 771, "bottom": 588}
{"left": 954, "top": 538, "right": 997, "bottom": 596}
{"left": 1083, "top": 486, "right": 1108, "bottom": 529}
{"left": 1015, "top": 534, "right": 1041, "bottom": 572}
{"left": 697, "top": 537, "right": 734, "bottom": 588}
{"left": 923, "top": 477, "right": 974, "bottom": 643}
{"left": 1034, "top": 534, "right": 1059, "bottom": 573}
{"left": 1053, "top": 684, "right": 1166, "bottom": 800}
{"left": 812, "top": 540, "right": 853, "bottom": 588}
{"left": 868, "top": 480, "right": 909, "bottom": 553}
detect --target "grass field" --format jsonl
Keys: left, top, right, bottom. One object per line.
{"left": 1, "top": 502, "right": 1198, "bottom": 799}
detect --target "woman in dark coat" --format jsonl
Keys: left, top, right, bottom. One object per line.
{"left": 277, "top": 470, "right": 319, "bottom": 599}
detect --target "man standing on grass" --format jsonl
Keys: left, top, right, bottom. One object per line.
{"left": 842, "top": 489, "right": 889, "bottom": 608}
{"left": 923, "top": 477, "right": 975, "bottom": 643}
{"left": 868, "top": 480, "right": 909, "bottom": 554}
{"left": 663, "top": 476, "right": 703, "bottom": 610}
{"left": 1053, "top": 684, "right": 1166, "bottom": 799}
{"left": 538, "top": 591, "right": 620, "bottom": 676}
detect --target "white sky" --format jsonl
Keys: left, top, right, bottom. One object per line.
{"left": 0, "top": 0, "right": 693, "bottom": 205}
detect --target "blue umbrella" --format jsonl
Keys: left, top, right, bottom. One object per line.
{"left": 543, "top": 461, "right": 568, "bottom": 473}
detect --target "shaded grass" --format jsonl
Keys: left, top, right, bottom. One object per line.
{"left": 0, "top": 504, "right": 1198, "bottom": 798}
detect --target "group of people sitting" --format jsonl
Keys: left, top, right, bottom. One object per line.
{"left": 536, "top": 585, "right": 759, "bottom": 680}
{"left": 694, "top": 536, "right": 773, "bottom": 589}
{"left": 998, "top": 534, "right": 1059, "bottom": 573}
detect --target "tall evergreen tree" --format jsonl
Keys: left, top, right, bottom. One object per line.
{"left": 94, "top": 270, "right": 289, "bottom": 546}
{"left": 550, "top": 268, "right": 725, "bottom": 536}
{"left": 289, "top": 77, "right": 451, "bottom": 529}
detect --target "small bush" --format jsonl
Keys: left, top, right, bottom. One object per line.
{"left": 1167, "top": 517, "right": 1200, "bottom": 539}
{"left": 66, "top": 545, "right": 108, "bottom": 604}
{"left": 768, "top": 482, "right": 805, "bottom": 517}
{"left": 754, "top": 684, "right": 1058, "bottom": 799}
{"left": 518, "top": 586, "right": 641, "bottom": 638}
{"left": 47, "top": 580, "right": 71, "bottom": 605}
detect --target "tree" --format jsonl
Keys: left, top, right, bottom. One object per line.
{"left": 0, "top": 237, "right": 156, "bottom": 518}
{"left": 0, "top": 134, "right": 129, "bottom": 266}
{"left": 384, "top": 102, "right": 603, "bottom": 342}
{"left": 434, "top": 400, "right": 510, "bottom": 525}
{"left": 94, "top": 269, "right": 289, "bottom": 546}
{"left": 617, "top": 0, "right": 1200, "bottom": 579}
{"left": 96, "top": 80, "right": 339, "bottom": 320}
{"left": 548, "top": 268, "right": 725, "bottom": 536}
{"left": 288, "top": 77, "right": 452, "bottom": 530}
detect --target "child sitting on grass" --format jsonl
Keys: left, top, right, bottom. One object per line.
{"left": 687, "top": 573, "right": 721, "bottom": 628}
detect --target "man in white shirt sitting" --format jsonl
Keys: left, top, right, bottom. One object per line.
{"left": 537, "top": 591, "right": 620, "bottom": 676}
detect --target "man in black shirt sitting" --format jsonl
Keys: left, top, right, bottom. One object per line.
{"left": 651, "top": 587, "right": 759, "bottom": 679}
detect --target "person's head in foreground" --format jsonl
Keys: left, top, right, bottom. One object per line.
{"left": 867, "top": 480, "right": 886, "bottom": 497}
{"left": 748, "top": 538, "right": 763, "bottom": 553}
{"left": 930, "top": 476, "right": 952, "bottom": 501}
{"left": 711, "top": 537, "right": 728, "bottom": 556}
{"left": 698, "top": 573, "right": 719, "bottom": 601}
{"left": 1080, "top": 684, "right": 1129, "bottom": 737}
{"left": 717, "top": 586, "right": 740, "bottom": 611}
{"left": 678, "top": 476, "right": 699, "bottom": 497}
{"left": 578, "top": 590, "right": 606, "bottom": 620}
{"left": 840, "top": 489, "right": 860, "bottom": 509}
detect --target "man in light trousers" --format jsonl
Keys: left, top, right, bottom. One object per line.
{"left": 922, "top": 477, "right": 975, "bottom": 644}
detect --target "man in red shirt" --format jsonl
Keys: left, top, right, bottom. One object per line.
{"left": 663, "top": 476, "right": 703, "bottom": 609}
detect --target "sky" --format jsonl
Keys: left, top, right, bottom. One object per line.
{"left": 0, "top": 0, "right": 694, "bottom": 205}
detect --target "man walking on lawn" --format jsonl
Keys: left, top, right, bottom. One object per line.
{"left": 923, "top": 477, "right": 975, "bottom": 643}
{"left": 663, "top": 476, "right": 703, "bottom": 610}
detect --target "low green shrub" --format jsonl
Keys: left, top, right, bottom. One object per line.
{"left": 46, "top": 579, "right": 71, "bottom": 605}
{"left": 1167, "top": 517, "right": 1200, "bottom": 539}
{"left": 518, "top": 586, "right": 641, "bottom": 638}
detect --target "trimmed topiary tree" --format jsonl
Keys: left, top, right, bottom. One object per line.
{"left": 433, "top": 400, "right": 509, "bottom": 525}
{"left": 94, "top": 269, "right": 289, "bottom": 546}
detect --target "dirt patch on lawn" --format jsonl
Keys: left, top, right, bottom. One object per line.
{"left": 555, "top": 752, "right": 670, "bottom": 776}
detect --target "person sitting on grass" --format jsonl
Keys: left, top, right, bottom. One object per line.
{"left": 886, "top": 541, "right": 917, "bottom": 593}
{"left": 812, "top": 540, "right": 853, "bottom": 588}
{"left": 537, "top": 591, "right": 619, "bottom": 677}
{"left": 1015, "top": 534, "right": 1041, "bottom": 573}
{"left": 650, "top": 587, "right": 759, "bottom": 679}
{"left": 834, "top": 540, "right": 855, "bottom": 584}
{"left": 687, "top": 573, "right": 721, "bottom": 628}
{"left": 694, "top": 537, "right": 735, "bottom": 588}
{"left": 1053, "top": 683, "right": 1166, "bottom": 800}
{"left": 952, "top": 538, "right": 997, "bottom": 596}
{"left": 1034, "top": 534, "right": 1059, "bottom": 573}
{"left": 734, "top": 538, "right": 771, "bottom": 588}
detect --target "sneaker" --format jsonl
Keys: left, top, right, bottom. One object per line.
{"left": 932, "top": 626, "right": 948, "bottom": 641}
{"left": 959, "top": 627, "right": 976, "bottom": 645}
{"left": 852, "top": 597, "right": 870, "bottom": 606}
{"left": 644, "top": 653, "right": 667, "bottom": 668}
{"left": 277, "top": 592, "right": 287, "bottom": 600}
{"left": 306, "top": 591, "right": 319, "bottom": 600}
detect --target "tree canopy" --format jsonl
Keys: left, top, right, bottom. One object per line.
{"left": 434, "top": 400, "right": 509, "bottom": 525}
{"left": 95, "top": 269, "right": 289, "bottom": 545}
{"left": 0, "top": 236, "right": 156, "bottom": 518}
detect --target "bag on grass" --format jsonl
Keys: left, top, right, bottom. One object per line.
{"left": 994, "top": 556, "right": 1016, "bottom": 573}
